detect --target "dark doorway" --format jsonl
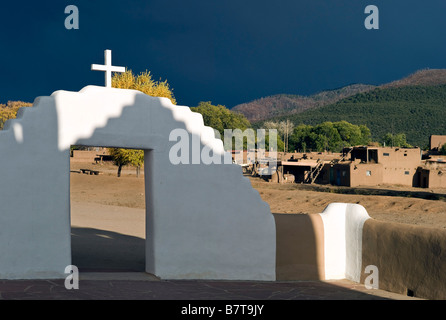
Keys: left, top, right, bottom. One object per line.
{"left": 336, "top": 169, "right": 341, "bottom": 186}
{"left": 423, "top": 176, "right": 428, "bottom": 188}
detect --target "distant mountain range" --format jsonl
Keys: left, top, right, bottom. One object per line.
{"left": 232, "top": 84, "right": 376, "bottom": 122}
{"left": 232, "top": 69, "right": 446, "bottom": 122}
{"left": 382, "top": 69, "right": 446, "bottom": 89}
{"left": 232, "top": 69, "right": 446, "bottom": 147}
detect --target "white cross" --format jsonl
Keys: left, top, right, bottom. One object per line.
{"left": 91, "top": 49, "right": 126, "bottom": 88}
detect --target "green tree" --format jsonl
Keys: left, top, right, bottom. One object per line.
{"left": 383, "top": 133, "right": 412, "bottom": 148}
{"left": 314, "top": 122, "right": 342, "bottom": 151}
{"left": 333, "top": 120, "right": 364, "bottom": 146}
{"left": 289, "top": 124, "right": 313, "bottom": 152}
{"left": 191, "top": 101, "right": 252, "bottom": 151}
{"left": 359, "top": 125, "right": 372, "bottom": 145}
{"left": 191, "top": 101, "right": 251, "bottom": 137}
{"left": 289, "top": 121, "right": 372, "bottom": 152}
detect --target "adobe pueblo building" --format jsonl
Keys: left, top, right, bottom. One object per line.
{"left": 417, "top": 158, "right": 446, "bottom": 188}
{"left": 328, "top": 146, "right": 422, "bottom": 187}
{"left": 416, "top": 135, "right": 446, "bottom": 188}
{"left": 429, "top": 135, "right": 446, "bottom": 154}
{"left": 257, "top": 143, "right": 446, "bottom": 189}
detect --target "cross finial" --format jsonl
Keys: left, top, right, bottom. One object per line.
{"left": 91, "top": 49, "right": 125, "bottom": 88}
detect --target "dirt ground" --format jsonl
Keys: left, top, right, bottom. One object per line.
{"left": 249, "top": 178, "right": 446, "bottom": 229}
{"left": 71, "top": 164, "right": 146, "bottom": 209}
{"left": 70, "top": 162, "right": 446, "bottom": 230}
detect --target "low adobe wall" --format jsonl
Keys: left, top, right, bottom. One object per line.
{"left": 274, "top": 203, "right": 370, "bottom": 282}
{"left": 275, "top": 203, "right": 446, "bottom": 299}
{"left": 274, "top": 213, "right": 325, "bottom": 280}
{"left": 361, "top": 219, "right": 446, "bottom": 300}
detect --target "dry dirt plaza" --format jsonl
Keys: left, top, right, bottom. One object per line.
{"left": 70, "top": 162, "right": 446, "bottom": 236}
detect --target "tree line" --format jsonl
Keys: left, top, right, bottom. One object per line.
{"left": 268, "top": 85, "right": 446, "bottom": 148}
{"left": 191, "top": 106, "right": 412, "bottom": 153}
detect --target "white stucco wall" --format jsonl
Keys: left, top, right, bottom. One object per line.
{"left": 319, "top": 203, "right": 370, "bottom": 281}
{"left": 0, "top": 86, "right": 276, "bottom": 280}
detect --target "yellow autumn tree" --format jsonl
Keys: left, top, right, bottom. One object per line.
{"left": 108, "top": 70, "right": 176, "bottom": 177}
{"left": 0, "top": 101, "right": 33, "bottom": 130}
{"left": 112, "top": 70, "right": 176, "bottom": 104}
{"left": 108, "top": 147, "right": 144, "bottom": 178}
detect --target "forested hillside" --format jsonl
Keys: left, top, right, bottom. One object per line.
{"left": 264, "top": 85, "right": 446, "bottom": 148}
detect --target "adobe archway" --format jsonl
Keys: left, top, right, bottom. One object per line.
{"left": 0, "top": 86, "right": 276, "bottom": 280}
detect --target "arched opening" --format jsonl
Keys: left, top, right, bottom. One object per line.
{"left": 69, "top": 146, "right": 151, "bottom": 273}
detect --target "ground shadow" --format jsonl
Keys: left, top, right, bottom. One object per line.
{"left": 274, "top": 213, "right": 325, "bottom": 281}
{"left": 71, "top": 227, "right": 145, "bottom": 272}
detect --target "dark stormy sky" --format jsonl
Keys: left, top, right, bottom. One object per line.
{"left": 0, "top": 0, "right": 445, "bottom": 108}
